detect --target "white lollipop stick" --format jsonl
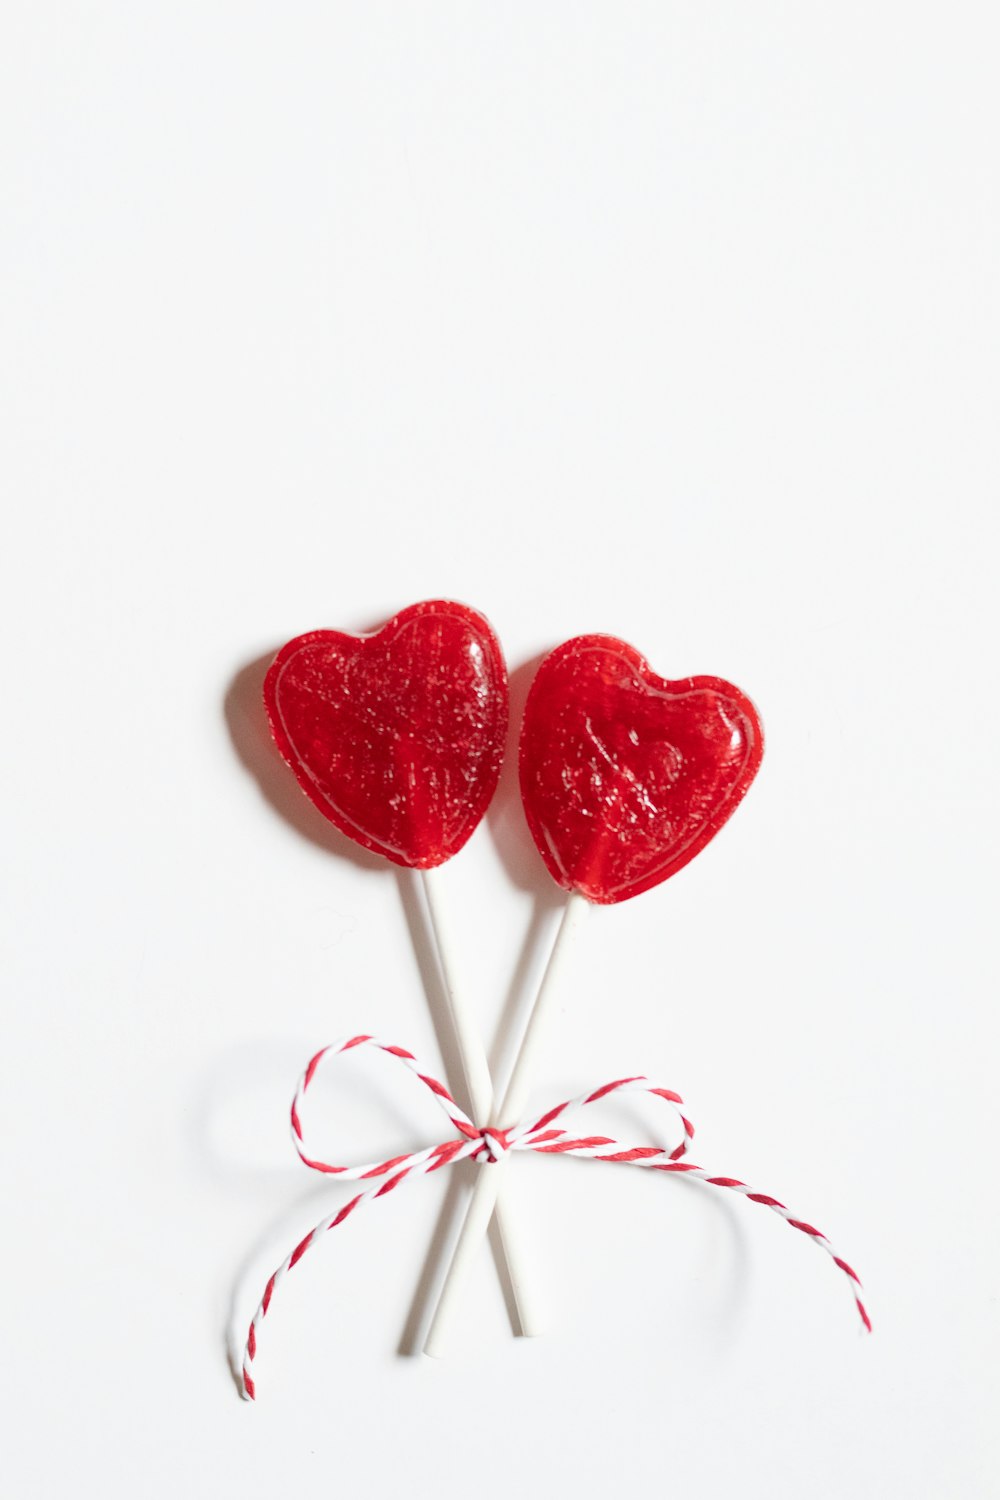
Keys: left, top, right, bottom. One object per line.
{"left": 423, "top": 890, "right": 589, "bottom": 1358}
{"left": 420, "top": 866, "right": 543, "bottom": 1338}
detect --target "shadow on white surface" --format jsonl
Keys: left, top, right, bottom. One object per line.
{"left": 187, "top": 1037, "right": 408, "bottom": 1395}
{"left": 224, "top": 647, "right": 388, "bottom": 873}
{"left": 222, "top": 1170, "right": 341, "bottom": 1398}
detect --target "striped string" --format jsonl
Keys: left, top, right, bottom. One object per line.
{"left": 242, "top": 1034, "right": 868, "bottom": 1399}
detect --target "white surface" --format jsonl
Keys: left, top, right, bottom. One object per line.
{"left": 1, "top": 4, "right": 997, "bottom": 1496}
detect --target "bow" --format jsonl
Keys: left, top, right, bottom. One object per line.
{"left": 242, "top": 1035, "right": 868, "bottom": 1398}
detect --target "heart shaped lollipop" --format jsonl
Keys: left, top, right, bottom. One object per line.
{"left": 519, "top": 635, "right": 763, "bottom": 903}
{"left": 264, "top": 601, "right": 539, "bottom": 1341}
{"left": 263, "top": 599, "right": 508, "bottom": 868}
{"left": 426, "top": 638, "right": 763, "bottom": 1353}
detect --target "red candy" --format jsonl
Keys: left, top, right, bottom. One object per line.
{"left": 264, "top": 601, "right": 508, "bottom": 868}
{"left": 519, "top": 636, "right": 763, "bottom": 904}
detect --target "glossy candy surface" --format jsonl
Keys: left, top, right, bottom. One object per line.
{"left": 264, "top": 601, "right": 508, "bottom": 868}
{"left": 519, "top": 636, "right": 763, "bottom": 904}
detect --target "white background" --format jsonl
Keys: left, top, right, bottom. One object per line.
{"left": 2, "top": 4, "right": 997, "bottom": 1496}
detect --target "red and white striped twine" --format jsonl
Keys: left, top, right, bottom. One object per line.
{"left": 242, "top": 1035, "right": 869, "bottom": 1399}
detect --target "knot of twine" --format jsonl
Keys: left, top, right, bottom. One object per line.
{"left": 241, "top": 1034, "right": 869, "bottom": 1399}
{"left": 476, "top": 1127, "right": 511, "bottom": 1163}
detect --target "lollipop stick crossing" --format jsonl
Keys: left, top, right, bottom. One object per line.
{"left": 420, "top": 867, "right": 543, "bottom": 1339}
{"left": 424, "top": 890, "right": 589, "bottom": 1358}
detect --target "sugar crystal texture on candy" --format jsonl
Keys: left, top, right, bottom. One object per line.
{"left": 264, "top": 600, "right": 508, "bottom": 868}
{"left": 519, "top": 635, "right": 763, "bottom": 904}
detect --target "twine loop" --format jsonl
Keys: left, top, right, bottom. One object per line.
{"left": 241, "top": 1033, "right": 869, "bottom": 1400}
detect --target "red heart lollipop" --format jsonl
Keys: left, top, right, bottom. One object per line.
{"left": 519, "top": 635, "right": 763, "bottom": 903}
{"left": 264, "top": 600, "right": 508, "bottom": 868}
